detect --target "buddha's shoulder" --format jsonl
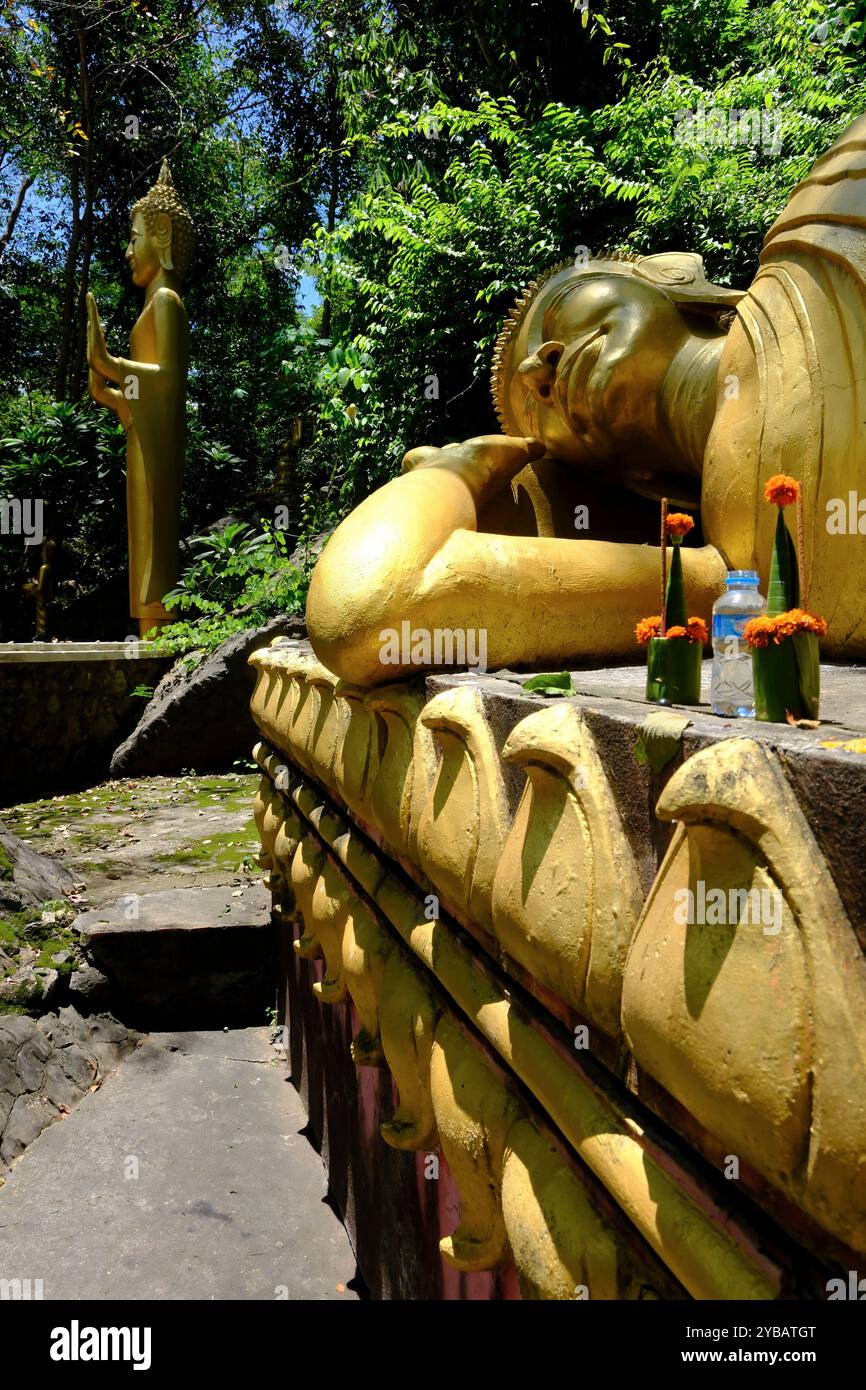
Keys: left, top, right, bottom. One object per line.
{"left": 150, "top": 286, "right": 186, "bottom": 315}
{"left": 763, "top": 114, "right": 866, "bottom": 245}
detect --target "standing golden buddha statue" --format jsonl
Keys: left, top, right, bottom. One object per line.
{"left": 87, "top": 158, "right": 195, "bottom": 637}
{"left": 307, "top": 114, "right": 866, "bottom": 686}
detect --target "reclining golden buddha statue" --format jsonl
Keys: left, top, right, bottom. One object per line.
{"left": 307, "top": 114, "right": 866, "bottom": 686}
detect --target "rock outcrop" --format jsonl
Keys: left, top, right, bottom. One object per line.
{"left": 110, "top": 615, "right": 305, "bottom": 777}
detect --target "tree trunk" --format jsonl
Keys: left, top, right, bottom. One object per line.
{"left": 70, "top": 13, "right": 95, "bottom": 399}
{"left": 0, "top": 174, "right": 34, "bottom": 264}
{"left": 55, "top": 151, "right": 81, "bottom": 400}
{"left": 319, "top": 65, "right": 339, "bottom": 341}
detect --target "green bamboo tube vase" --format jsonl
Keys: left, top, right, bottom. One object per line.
{"left": 751, "top": 631, "right": 820, "bottom": 723}
{"left": 646, "top": 636, "right": 702, "bottom": 705}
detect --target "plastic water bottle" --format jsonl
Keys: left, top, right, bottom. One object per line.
{"left": 710, "top": 570, "right": 766, "bottom": 717}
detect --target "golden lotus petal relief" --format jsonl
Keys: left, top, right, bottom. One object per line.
{"left": 492, "top": 703, "right": 642, "bottom": 1036}
{"left": 430, "top": 1012, "right": 518, "bottom": 1272}
{"left": 621, "top": 737, "right": 866, "bottom": 1253}
{"left": 366, "top": 683, "right": 437, "bottom": 857}
{"left": 290, "top": 778, "right": 324, "bottom": 827}
{"left": 417, "top": 686, "right": 510, "bottom": 930}
{"left": 502, "top": 1119, "right": 628, "bottom": 1301}
{"left": 290, "top": 833, "right": 327, "bottom": 959}
{"left": 286, "top": 668, "right": 321, "bottom": 775}
{"left": 307, "top": 670, "right": 345, "bottom": 786}
{"left": 330, "top": 824, "right": 387, "bottom": 901}
{"left": 254, "top": 774, "right": 295, "bottom": 898}
{"left": 252, "top": 737, "right": 282, "bottom": 782}
{"left": 249, "top": 646, "right": 320, "bottom": 755}
{"left": 429, "top": 1010, "right": 647, "bottom": 1296}
{"left": 341, "top": 894, "right": 393, "bottom": 1066}
{"left": 309, "top": 854, "right": 350, "bottom": 1003}
{"left": 332, "top": 681, "right": 381, "bottom": 820}
{"left": 271, "top": 806, "right": 303, "bottom": 903}
{"left": 284, "top": 819, "right": 669, "bottom": 1298}
{"left": 369, "top": 854, "right": 775, "bottom": 1298}
{"left": 248, "top": 653, "right": 284, "bottom": 751}
{"left": 377, "top": 944, "right": 441, "bottom": 1152}
{"left": 253, "top": 773, "right": 277, "bottom": 876}
{"left": 252, "top": 738, "right": 782, "bottom": 1297}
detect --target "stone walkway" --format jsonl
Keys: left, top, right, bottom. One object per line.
{"left": 0, "top": 1027, "right": 359, "bottom": 1300}
{"left": 1, "top": 771, "right": 264, "bottom": 907}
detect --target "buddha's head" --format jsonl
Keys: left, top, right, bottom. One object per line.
{"left": 492, "top": 253, "right": 742, "bottom": 501}
{"left": 127, "top": 158, "right": 196, "bottom": 288}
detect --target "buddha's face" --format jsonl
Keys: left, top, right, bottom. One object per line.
{"left": 125, "top": 211, "right": 166, "bottom": 288}
{"left": 511, "top": 274, "right": 700, "bottom": 479}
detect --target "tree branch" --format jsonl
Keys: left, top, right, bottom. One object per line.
{"left": 0, "top": 173, "right": 34, "bottom": 264}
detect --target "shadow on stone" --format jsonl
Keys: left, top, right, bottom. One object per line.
{"left": 75, "top": 884, "right": 276, "bottom": 1030}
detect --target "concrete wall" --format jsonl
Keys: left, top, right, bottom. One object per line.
{"left": 0, "top": 645, "right": 169, "bottom": 801}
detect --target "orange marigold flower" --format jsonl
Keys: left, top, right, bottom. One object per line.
{"left": 764, "top": 474, "right": 801, "bottom": 507}
{"left": 686, "top": 616, "right": 708, "bottom": 644}
{"left": 743, "top": 610, "right": 827, "bottom": 647}
{"left": 665, "top": 625, "right": 689, "bottom": 639}
{"left": 634, "top": 615, "right": 661, "bottom": 645}
{"left": 773, "top": 608, "right": 828, "bottom": 641}
{"left": 665, "top": 512, "right": 695, "bottom": 539}
{"left": 743, "top": 615, "right": 775, "bottom": 648}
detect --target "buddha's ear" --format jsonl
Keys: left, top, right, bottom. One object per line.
{"left": 152, "top": 211, "right": 174, "bottom": 270}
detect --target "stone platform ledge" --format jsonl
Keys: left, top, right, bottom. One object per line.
{"left": 0, "top": 641, "right": 167, "bottom": 664}
{"left": 249, "top": 638, "right": 866, "bottom": 1296}
{"left": 440, "top": 657, "right": 866, "bottom": 748}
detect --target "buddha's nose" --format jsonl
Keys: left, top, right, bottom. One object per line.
{"left": 517, "top": 340, "right": 565, "bottom": 403}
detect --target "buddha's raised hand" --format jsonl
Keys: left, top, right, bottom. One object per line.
{"left": 85, "top": 292, "right": 118, "bottom": 380}
{"left": 86, "top": 293, "right": 131, "bottom": 426}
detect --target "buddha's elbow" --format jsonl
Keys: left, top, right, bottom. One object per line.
{"left": 305, "top": 573, "right": 385, "bottom": 687}
{"left": 304, "top": 467, "right": 476, "bottom": 685}
{"left": 304, "top": 516, "right": 421, "bottom": 687}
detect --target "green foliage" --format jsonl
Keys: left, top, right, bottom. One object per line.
{"left": 0, "top": 899, "right": 78, "bottom": 979}
{"left": 293, "top": 0, "right": 866, "bottom": 527}
{"left": 0, "top": 394, "right": 126, "bottom": 637}
{"left": 0, "top": 393, "right": 277, "bottom": 639}
{"left": 154, "top": 519, "right": 313, "bottom": 656}
{"left": 522, "top": 672, "right": 578, "bottom": 697}
{"left": 4, "top": 0, "right": 866, "bottom": 651}
{"left": 634, "top": 710, "right": 692, "bottom": 771}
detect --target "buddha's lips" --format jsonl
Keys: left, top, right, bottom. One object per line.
{"left": 554, "top": 330, "right": 604, "bottom": 429}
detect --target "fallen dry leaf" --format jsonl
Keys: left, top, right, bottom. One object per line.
{"left": 785, "top": 713, "right": 820, "bottom": 729}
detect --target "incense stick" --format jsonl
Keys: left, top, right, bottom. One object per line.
{"left": 796, "top": 492, "right": 807, "bottom": 604}
{"left": 660, "top": 497, "right": 668, "bottom": 636}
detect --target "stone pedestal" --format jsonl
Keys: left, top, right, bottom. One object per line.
{"left": 249, "top": 638, "right": 866, "bottom": 1300}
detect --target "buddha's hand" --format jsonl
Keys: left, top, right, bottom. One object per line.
{"left": 86, "top": 292, "right": 117, "bottom": 380}
{"left": 401, "top": 434, "right": 545, "bottom": 510}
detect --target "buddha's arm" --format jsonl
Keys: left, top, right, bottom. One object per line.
{"left": 87, "top": 303, "right": 133, "bottom": 427}
{"left": 86, "top": 288, "right": 185, "bottom": 388}
{"left": 306, "top": 436, "right": 727, "bottom": 685}
{"left": 87, "top": 365, "right": 133, "bottom": 430}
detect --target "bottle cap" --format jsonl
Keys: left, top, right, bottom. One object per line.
{"left": 725, "top": 569, "right": 760, "bottom": 585}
